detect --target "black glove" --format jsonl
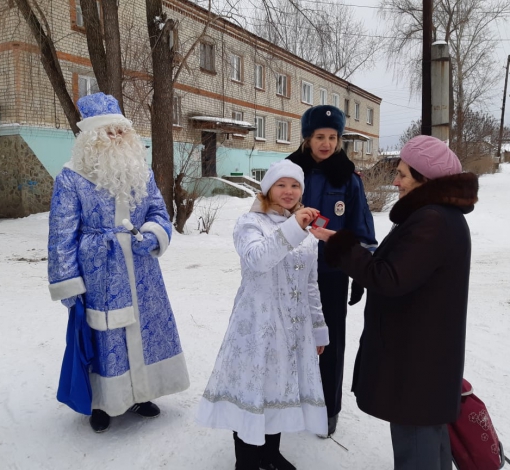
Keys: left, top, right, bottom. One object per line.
{"left": 348, "top": 279, "right": 364, "bottom": 306}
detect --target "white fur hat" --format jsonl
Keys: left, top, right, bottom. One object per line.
{"left": 260, "top": 160, "right": 305, "bottom": 195}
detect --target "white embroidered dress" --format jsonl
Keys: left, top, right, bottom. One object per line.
{"left": 197, "top": 203, "right": 329, "bottom": 445}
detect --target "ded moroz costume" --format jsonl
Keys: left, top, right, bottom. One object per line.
{"left": 48, "top": 92, "right": 189, "bottom": 431}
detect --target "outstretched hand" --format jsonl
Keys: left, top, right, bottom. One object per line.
{"left": 294, "top": 207, "right": 319, "bottom": 229}
{"left": 310, "top": 226, "right": 336, "bottom": 242}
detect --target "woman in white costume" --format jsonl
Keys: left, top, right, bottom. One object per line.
{"left": 197, "top": 160, "right": 329, "bottom": 470}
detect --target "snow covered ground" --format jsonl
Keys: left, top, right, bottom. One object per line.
{"left": 1, "top": 165, "right": 509, "bottom": 470}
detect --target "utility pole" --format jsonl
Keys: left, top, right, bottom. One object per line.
{"left": 497, "top": 55, "right": 510, "bottom": 163}
{"left": 431, "top": 41, "right": 450, "bottom": 142}
{"left": 421, "top": 0, "right": 433, "bottom": 136}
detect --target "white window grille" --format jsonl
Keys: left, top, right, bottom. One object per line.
{"left": 320, "top": 88, "right": 327, "bottom": 105}
{"left": 232, "top": 110, "right": 243, "bottom": 121}
{"left": 252, "top": 168, "right": 266, "bottom": 181}
{"left": 276, "top": 120, "right": 289, "bottom": 142}
{"left": 366, "top": 139, "right": 372, "bottom": 154}
{"left": 173, "top": 95, "right": 182, "bottom": 126}
{"left": 301, "top": 81, "right": 313, "bottom": 104}
{"left": 354, "top": 102, "right": 360, "bottom": 121}
{"left": 78, "top": 75, "right": 99, "bottom": 98}
{"left": 354, "top": 140, "right": 361, "bottom": 152}
{"left": 367, "top": 107, "right": 374, "bottom": 125}
{"left": 255, "top": 64, "right": 264, "bottom": 89}
{"left": 277, "top": 74, "right": 288, "bottom": 97}
{"left": 332, "top": 93, "right": 340, "bottom": 109}
{"left": 255, "top": 116, "right": 266, "bottom": 139}
{"left": 231, "top": 54, "right": 242, "bottom": 82}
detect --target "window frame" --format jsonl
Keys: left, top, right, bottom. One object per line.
{"left": 173, "top": 95, "right": 182, "bottom": 127}
{"left": 276, "top": 73, "right": 289, "bottom": 98}
{"left": 366, "top": 139, "right": 373, "bottom": 154}
{"left": 254, "top": 63, "right": 265, "bottom": 90}
{"left": 319, "top": 88, "right": 327, "bottom": 105}
{"left": 354, "top": 102, "right": 360, "bottom": 121}
{"left": 200, "top": 42, "right": 216, "bottom": 73}
{"left": 354, "top": 140, "right": 361, "bottom": 153}
{"left": 78, "top": 74, "right": 99, "bottom": 98}
{"left": 301, "top": 80, "right": 313, "bottom": 105}
{"left": 231, "top": 54, "right": 243, "bottom": 82}
{"left": 367, "top": 107, "right": 374, "bottom": 125}
{"left": 276, "top": 120, "right": 290, "bottom": 143}
{"left": 332, "top": 93, "right": 340, "bottom": 109}
{"left": 344, "top": 98, "right": 350, "bottom": 117}
{"left": 255, "top": 116, "right": 266, "bottom": 140}
{"left": 251, "top": 168, "right": 267, "bottom": 181}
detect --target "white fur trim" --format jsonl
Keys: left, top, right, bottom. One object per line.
{"left": 313, "top": 326, "right": 329, "bottom": 347}
{"left": 86, "top": 306, "right": 136, "bottom": 331}
{"left": 86, "top": 309, "right": 107, "bottom": 331}
{"left": 77, "top": 114, "right": 132, "bottom": 132}
{"left": 279, "top": 215, "right": 308, "bottom": 248}
{"left": 90, "top": 352, "right": 190, "bottom": 416}
{"left": 49, "top": 277, "right": 86, "bottom": 301}
{"left": 140, "top": 221, "right": 170, "bottom": 257}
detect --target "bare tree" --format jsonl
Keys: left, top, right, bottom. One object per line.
{"left": 380, "top": 0, "right": 510, "bottom": 147}
{"left": 12, "top": 0, "right": 81, "bottom": 134}
{"left": 253, "top": 0, "right": 381, "bottom": 80}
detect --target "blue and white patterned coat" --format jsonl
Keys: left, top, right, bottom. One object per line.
{"left": 48, "top": 164, "right": 189, "bottom": 416}
{"left": 197, "top": 202, "right": 329, "bottom": 445}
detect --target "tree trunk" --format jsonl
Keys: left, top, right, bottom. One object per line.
{"left": 146, "top": 1, "right": 175, "bottom": 219}
{"left": 102, "top": 0, "right": 124, "bottom": 111}
{"left": 14, "top": 0, "right": 81, "bottom": 134}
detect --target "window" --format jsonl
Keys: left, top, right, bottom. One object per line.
{"left": 319, "top": 88, "right": 327, "bottom": 105}
{"left": 366, "top": 139, "right": 373, "bottom": 154}
{"left": 231, "top": 54, "right": 242, "bottom": 82}
{"left": 232, "top": 110, "right": 243, "bottom": 121}
{"left": 73, "top": 0, "right": 102, "bottom": 29}
{"left": 173, "top": 95, "right": 182, "bottom": 126}
{"left": 276, "top": 74, "right": 289, "bottom": 97}
{"left": 255, "top": 116, "right": 266, "bottom": 140}
{"left": 301, "top": 81, "right": 313, "bottom": 104}
{"left": 344, "top": 98, "right": 350, "bottom": 116}
{"left": 354, "top": 140, "right": 361, "bottom": 153}
{"left": 255, "top": 64, "right": 264, "bottom": 90}
{"left": 78, "top": 75, "right": 99, "bottom": 98}
{"left": 200, "top": 42, "right": 215, "bottom": 72}
{"left": 276, "top": 120, "right": 290, "bottom": 142}
{"left": 252, "top": 168, "right": 266, "bottom": 181}
{"left": 367, "top": 107, "right": 374, "bottom": 125}
{"left": 354, "top": 102, "right": 360, "bottom": 121}
{"left": 332, "top": 93, "right": 340, "bottom": 109}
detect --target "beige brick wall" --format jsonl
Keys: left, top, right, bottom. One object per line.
{"left": 0, "top": 0, "right": 381, "bottom": 155}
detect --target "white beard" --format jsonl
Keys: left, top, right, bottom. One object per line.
{"left": 71, "top": 124, "right": 149, "bottom": 210}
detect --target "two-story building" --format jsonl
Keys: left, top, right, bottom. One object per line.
{"left": 0, "top": 0, "right": 381, "bottom": 217}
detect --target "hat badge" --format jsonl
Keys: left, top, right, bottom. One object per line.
{"left": 326, "top": 111, "right": 331, "bottom": 116}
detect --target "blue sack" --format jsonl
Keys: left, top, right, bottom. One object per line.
{"left": 56, "top": 297, "right": 94, "bottom": 415}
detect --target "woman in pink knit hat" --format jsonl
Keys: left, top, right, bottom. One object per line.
{"left": 311, "top": 135, "right": 478, "bottom": 470}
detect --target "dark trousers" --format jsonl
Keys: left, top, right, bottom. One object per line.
{"left": 390, "top": 423, "right": 452, "bottom": 470}
{"left": 318, "top": 270, "right": 349, "bottom": 418}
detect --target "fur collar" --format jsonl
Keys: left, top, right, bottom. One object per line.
{"left": 286, "top": 147, "right": 355, "bottom": 188}
{"left": 390, "top": 173, "right": 479, "bottom": 224}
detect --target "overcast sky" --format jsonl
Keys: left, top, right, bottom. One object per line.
{"left": 347, "top": 0, "right": 510, "bottom": 150}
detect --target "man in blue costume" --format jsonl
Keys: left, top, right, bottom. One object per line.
{"left": 48, "top": 92, "right": 190, "bottom": 432}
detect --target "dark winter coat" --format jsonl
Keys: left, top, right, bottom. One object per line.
{"left": 323, "top": 173, "right": 479, "bottom": 425}
{"left": 287, "top": 147, "right": 377, "bottom": 273}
